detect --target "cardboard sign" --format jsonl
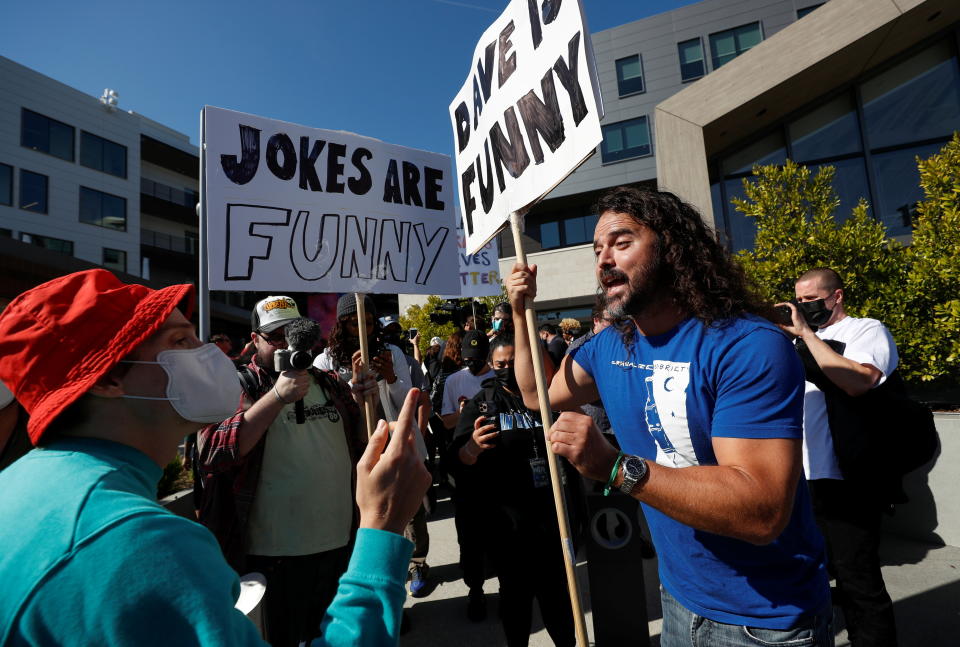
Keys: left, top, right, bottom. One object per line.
{"left": 450, "top": 216, "right": 501, "bottom": 298}
{"left": 450, "top": 0, "right": 603, "bottom": 255}
{"left": 203, "top": 106, "right": 459, "bottom": 294}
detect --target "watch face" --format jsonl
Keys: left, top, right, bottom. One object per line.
{"left": 623, "top": 457, "right": 643, "bottom": 478}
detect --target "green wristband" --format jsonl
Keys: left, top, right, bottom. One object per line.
{"left": 603, "top": 451, "right": 624, "bottom": 497}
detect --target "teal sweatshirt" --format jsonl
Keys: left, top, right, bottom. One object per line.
{"left": 0, "top": 438, "right": 413, "bottom": 646}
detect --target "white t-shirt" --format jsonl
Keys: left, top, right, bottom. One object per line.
{"left": 247, "top": 380, "right": 353, "bottom": 556}
{"left": 801, "top": 316, "right": 898, "bottom": 480}
{"left": 441, "top": 367, "right": 495, "bottom": 415}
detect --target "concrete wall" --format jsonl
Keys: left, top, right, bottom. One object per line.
{"left": 886, "top": 413, "right": 960, "bottom": 548}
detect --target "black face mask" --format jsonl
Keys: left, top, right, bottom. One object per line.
{"left": 793, "top": 298, "right": 833, "bottom": 329}
{"left": 383, "top": 333, "right": 402, "bottom": 347}
{"left": 464, "top": 358, "right": 486, "bottom": 374}
{"left": 494, "top": 367, "right": 518, "bottom": 391}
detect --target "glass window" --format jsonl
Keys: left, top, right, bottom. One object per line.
{"left": 0, "top": 163, "right": 12, "bottom": 205}
{"left": 20, "top": 232, "right": 73, "bottom": 255}
{"left": 709, "top": 22, "right": 762, "bottom": 70}
{"left": 789, "top": 93, "right": 862, "bottom": 162}
{"left": 678, "top": 38, "right": 706, "bottom": 81}
{"left": 103, "top": 248, "right": 127, "bottom": 273}
{"left": 19, "top": 170, "right": 48, "bottom": 213}
{"left": 563, "top": 214, "right": 599, "bottom": 246}
{"left": 722, "top": 178, "right": 757, "bottom": 252}
{"left": 601, "top": 116, "right": 651, "bottom": 163}
{"left": 540, "top": 220, "right": 560, "bottom": 249}
{"left": 79, "top": 186, "right": 127, "bottom": 231}
{"left": 20, "top": 109, "right": 74, "bottom": 161}
{"left": 616, "top": 55, "right": 645, "bottom": 96}
{"left": 861, "top": 39, "right": 960, "bottom": 150}
{"left": 80, "top": 131, "right": 127, "bottom": 178}
{"left": 721, "top": 131, "right": 786, "bottom": 176}
{"left": 806, "top": 157, "right": 871, "bottom": 224}
{"left": 797, "top": 4, "right": 823, "bottom": 19}
{"left": 872, "top": 142, "right": 944, "bottom": 236}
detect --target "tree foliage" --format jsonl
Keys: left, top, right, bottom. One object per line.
{"left": 735, "top": 134, "right": 960, "bottom": 387}
{"left": 398, "top": 282, "right": 508, "bottom": 357}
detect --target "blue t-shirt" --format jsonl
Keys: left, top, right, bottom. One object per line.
{"left": 572, "top": 316, "right": 829, "bottom": 629}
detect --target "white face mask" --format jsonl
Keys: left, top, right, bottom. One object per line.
{"left": 121, "top": 344, "right": 242, "bottom": 423}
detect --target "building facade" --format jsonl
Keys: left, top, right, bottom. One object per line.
{"left": 0, "top": 56, "right": 254, "bottom": 334}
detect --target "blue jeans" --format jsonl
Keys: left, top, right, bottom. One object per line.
{"left": 660, "top": 587, "right": 833, "bottom": 647}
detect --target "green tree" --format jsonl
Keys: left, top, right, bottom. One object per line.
{"left": 399, "top": 283, "right": 508, "bottom": 357}
{"left": 734, "top": 160, "right": 905, "bottom": 312}
{"left": 734, "top": 138, "right": 960, "bottom": 389}
{"left": 901, "top": 133, "right": 960, "bottom": 383}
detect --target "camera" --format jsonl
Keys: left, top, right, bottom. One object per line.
{"left": 274, "top": 348, "right": 313, "bottom": 372}
{"left": 774, "top": 304, "right": 794, "bottom": 325}
{"left": 429, "top": 299, "right": 488, "bottom": 327}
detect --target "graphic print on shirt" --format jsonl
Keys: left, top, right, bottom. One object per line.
{"left": 645, "top": 361, "right": 697, "bottom": 467}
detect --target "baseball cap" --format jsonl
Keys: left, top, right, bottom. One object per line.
{"left": 461, "top": 330, "right": 489, "bottom": 360}
{"left": 378, "top": 315, "right": 400, "bottom": 329}
{"left": 0, "top": 269, "right": 194, "bottom": 444}
{"left": 252, "top": 296, "right": 301, "bottom": 333}
{"left": 429, "top": 336, "right": 442, "bottom": 346}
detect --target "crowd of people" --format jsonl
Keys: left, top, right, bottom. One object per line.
{"left": 0, "top": 185, "right": 917, "bottom": 647}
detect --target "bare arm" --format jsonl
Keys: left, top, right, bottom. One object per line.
{"left": 550, "top": 412, "right": 802, "bottom": 545}
{"left": 777, "top": 303, "right": 881, "bottom": 396}
{"left": 507, "top": 262, "right": 599, "bottom": 410}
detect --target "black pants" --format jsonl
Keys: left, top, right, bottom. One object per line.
{"left": 809, "top": 479, "right": 897, "bottom": 647}
{"left": 492, "top": 517, "right": 575, "bottom": 647}
{"left": 453, "top": 489, "right": 488, "bottom": 591}
{"left": 247, "top": 545, "right": 351, "bottom": 647}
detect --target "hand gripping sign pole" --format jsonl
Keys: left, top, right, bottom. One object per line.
{"left": 510, "top": 212, "right": 589, "bottom": 647}
{"left": 354, "top": 293, "right": 378, "bottom": 439}
{"left": 449, "top": 1, "right": 604, "bottom": 643}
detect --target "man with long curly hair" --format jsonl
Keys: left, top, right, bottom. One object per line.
{"left": 507, "top": 187, "right": 831, "bottom": 647}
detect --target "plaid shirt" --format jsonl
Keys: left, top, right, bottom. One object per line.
{"left": 196, "top": 359, "right": 364, "bottom": 573}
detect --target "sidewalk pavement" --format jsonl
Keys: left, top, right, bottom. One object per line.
{"left": 401, "top": 486, "right": 960, "bottom": 646}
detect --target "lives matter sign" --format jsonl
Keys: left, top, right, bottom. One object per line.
{"left": 450, "top": 0, "right": 603, "bottom": 255}
{"left": 203, "top": 106, "right": 459, "bottom": 294}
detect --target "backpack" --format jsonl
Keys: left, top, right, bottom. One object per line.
{"left": 795, "top": 339, "right": 939, "bottom": 500}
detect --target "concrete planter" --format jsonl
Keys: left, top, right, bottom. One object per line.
{"left": 884, "top": 412, "right": 960, "bottom": 548}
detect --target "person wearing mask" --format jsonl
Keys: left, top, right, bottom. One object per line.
{"left": 451, "top": 335, "right": 581, "bottom": 647}
{"left": 538, "top": 323, "right": 567, "bottom": 369}
{"left": 0, "top": 269, "right": 431, "bottom": 647}
{"left": 778, "top": 268, "right": 901, "bottom": 647}
{"left": 198, "top": 296, "right": 372, "bottom": 647}
{"left": 314, "top": 297, "right": 431, "bottom": 599}
{"left": 488, "top": 302, "right": 514, "bottom": 340}
{"left": 438, "top": 331, "right": 497, "bottom": 619}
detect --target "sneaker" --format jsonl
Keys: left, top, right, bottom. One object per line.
{"left": 409, "top": 565, "right": 429, "bottom": 598}
{"left": 466, "top": 588, "right": 487, "bottom": 622}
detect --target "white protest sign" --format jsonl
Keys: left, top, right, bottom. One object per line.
{"left": 203, "top": 106, "right": 459, "bottom": 294}
{"left": 450, "top": 216, "right": 501, "bottom": 298}
{"left": 450, "top": 0, "right": 603, "bottom": 255}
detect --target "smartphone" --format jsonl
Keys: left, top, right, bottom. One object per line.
{"left": 477, "top": 400, "right": 500, "bottom": 430}
{"left": 408, "top": 328, "right": 418, "bottom": 339}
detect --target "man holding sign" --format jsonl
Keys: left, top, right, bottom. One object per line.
{"left": 507, "top": 188, "right": 832, "bottom": 647}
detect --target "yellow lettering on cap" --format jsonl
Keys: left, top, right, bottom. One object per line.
{"left": 263, "top": 298, "right": 293, "bottom": 312}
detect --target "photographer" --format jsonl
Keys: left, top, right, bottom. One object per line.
{"left": 314, "top": 295, "right": 432, "bottom": 599}
{"left": 450, "top": 335, "right": 581, "bottom": 647}
{"left": 777, "top": 268, "right": 901, "bottom": 647}
{"left": 198, "top": 296, "right": 374, "bottom": 647}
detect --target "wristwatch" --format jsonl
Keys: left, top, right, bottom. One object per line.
{"left": 619, "top": 455, "right": 648, "bottom": 495}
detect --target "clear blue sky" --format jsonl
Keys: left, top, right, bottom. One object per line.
{"left": 2, "top": 0, "right": 700, "bottom": 159}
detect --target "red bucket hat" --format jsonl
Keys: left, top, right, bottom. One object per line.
{"left": 0, "top": 269, "right": 195, "bottom": 445}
